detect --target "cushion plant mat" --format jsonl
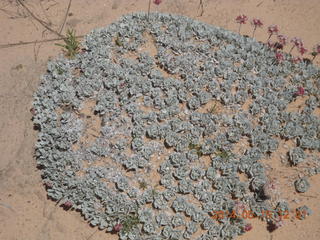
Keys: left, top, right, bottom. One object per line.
{"left": 33, "top": 12, "right": 320, "bottom": 240}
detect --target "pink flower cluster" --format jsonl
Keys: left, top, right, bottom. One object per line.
{"left": 235, "top": 15, "right": 248, "bottom": 24}
{"left": 268, "top": 25, "right": 279, "bottom": 35}
{"left": 277, "top": 34, "right": 287, "bottom": 45}
{"left": 235, "top": 15, "right": 319, "bottom": 63}
{"left": 290, "top": 37, "right": 308, "bottom": 55}
{"left": 252, "top": 18, "right": 263, "bottom": 28}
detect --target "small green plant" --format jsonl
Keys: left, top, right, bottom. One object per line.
{"left": 115, "top": 34, "right": 123, "bottom": 47}
{"left": 55, "top": 29, "right": 80, "bottom": 58}
{"left": 122, "top": 213, "right": 140, "bottom": 233}
{"left": 208, "top": 103, "right": 217, "bottom": 114}
{"left": 189, "top": 143, "right": 203, "bottom": 157}
{"left": 56, "top": 66, "right": 64, "bottom": 75}
{"left": 215, "top": 149, "right": 231, "bottom": 159}
{"left": 138, "top": 180, "right": 148, "bottom": 190}
{"left": 151, "top": 188, "right": 158, "bottom": 197}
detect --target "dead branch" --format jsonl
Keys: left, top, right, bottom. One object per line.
{"left": 0, "top": 35, "right": 84, "bottom": 49}
{"left": 16, "top": 0, "right": 63, "bottom": 38}
{"left": 59, "top": 0, "right": 72, "bottom": 34}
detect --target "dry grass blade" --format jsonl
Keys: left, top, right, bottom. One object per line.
{"left": 0, "top": 35, "right": 84, "bottom": 49}
{"left": 59, "top": 0, "right": 72, "bottom": 34}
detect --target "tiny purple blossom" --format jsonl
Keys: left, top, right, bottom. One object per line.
{"left": 62, "top": 200, "right": 73, "bottom": 210}
{"left": 277, "top": 35, "right": 288, "bottom": 46}
{"left": 296, "top": 87, "right": 305, "bottom": 96}
{"left": 113, "top": 223, "right": 123, "bottom": 232}
{"left": 153, "top": 0, "right": 162, "bottom": 5}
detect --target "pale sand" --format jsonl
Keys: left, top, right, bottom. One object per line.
{"left": 0, "top": 0, "right": 319, "bottom": 239}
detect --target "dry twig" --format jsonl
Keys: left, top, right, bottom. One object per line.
{"left": 16, "top": 0, "right": 63, "bottom": 38}
{"left": 0, "top": 35, "right": 84, "bottom": 49}
{"left": 59, "top": 0, "right": 72, "bottom": 34}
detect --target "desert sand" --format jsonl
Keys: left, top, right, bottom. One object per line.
{"left": 0, "top": 0, "right": 319, "bottom": 240}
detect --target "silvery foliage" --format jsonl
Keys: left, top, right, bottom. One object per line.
{"left": 32, "top": 12, "right": 319, "bottom": 239}
{"left": 294, "top": 177, "right": 310, "bottom": 193}
{"left": 288, "top": 147, "right": 305, "bottom": 165}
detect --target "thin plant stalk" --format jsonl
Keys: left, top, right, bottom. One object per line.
{"left": 238, "top": 24, "right": 241, "bottom": 34}
{"left": 289, "top": 45, "right": 295, "bottom": 54}
{"left": 147, "top": 0, "right": 151, "bottom": 21}
{"left": 252, "top": 26, "right": 257, "bottom": 38}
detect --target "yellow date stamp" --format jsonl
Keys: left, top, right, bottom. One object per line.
{"left": 211, "top": 209, "right": 307, "bottom": 220}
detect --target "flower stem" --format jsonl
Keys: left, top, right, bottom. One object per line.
{"left": 147, "top": 0, "right": 151, "bottom": 21}
{"left": 252, "top": 26, "right": 257, "bottom": 38}
{"left": 267, "top": 33, "right": 272, "bottom": 41}
{"left": 238, "top": 24, "right": 241, "bottom": 34}
{"left": 289, "top": 45, "right": 295, "bottom": 54}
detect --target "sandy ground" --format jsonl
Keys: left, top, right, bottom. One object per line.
{"left": 0, "top": 0, "right": 319, "bottom": 239}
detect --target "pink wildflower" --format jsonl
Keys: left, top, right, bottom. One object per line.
{"left": 236, "top": 15, "right": 248, "bottom": 24}
{"left": 294, "top": 86, "right": 305, "bottom": 96}
{"left": 275, "top": 51, "right": 284, "bottom": 63}
{"left": 252, "top": 18, "right": 263, "bottom": 28}
{"left": 268, "top": 25, "right": 279, "bottom": 34}
{"left": 251, "top": 18, "right": 263, "bottom": 37}
{"left": 291, "top": 37, "right": 303, "bottom": 48}
{"left": 244, "top": 224, "right": 253, "bottom": 232}
{"left": 277, "top": 35, "right": 288, "bottom": 46}
{"left": 298, "top": 46, "right": 308, "bottom": 55}
{"left": 153, "top": 0, "right": 162, "bottom": 5}
{"left": 267, "top": 25, "right": 279, "bottom": 40}
{"left": 235, "top": 15, "right": 248, "bottom": 34}
{"left": 113, "top": 223, "right": 123, "bottom": 232}
{"left": 290, "top": 37, "right": 304, "bottom": 54}
{"left": 62, "top": 200, "right": 73, "bottom": 210}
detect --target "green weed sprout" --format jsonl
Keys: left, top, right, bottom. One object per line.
{"left": 55, "top": 29, "right": 80, "bottom": 58}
